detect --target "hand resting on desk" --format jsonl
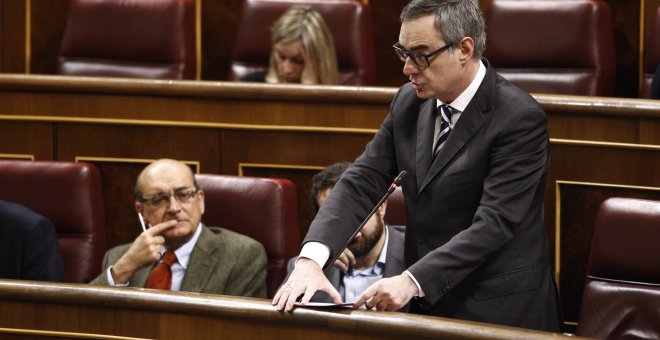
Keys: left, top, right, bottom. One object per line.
{"left": 273, "top": 257, "right": 342, "bottom": 312}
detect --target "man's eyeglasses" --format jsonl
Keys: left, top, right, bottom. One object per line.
{"left": 393, "top": 42, "right": 455, "bottom": 68}
{"left": 140, "top": 187, "right": 199, "bottom": 208}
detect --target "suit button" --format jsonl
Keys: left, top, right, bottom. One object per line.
{"left": 418, "top": 239, "right": 425, "bottom": 244}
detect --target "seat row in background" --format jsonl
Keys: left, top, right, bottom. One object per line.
{"left": 58, "top": 0, "right": 376, "bottom": 86}
{"left": 0, "top": 160, "right": 299, "bottom": 298}
{"left": 56, "top": 0, "right": 660, "bottom": 97}
{"left": 0, "top": 159, "right": 405, "bottom": 298}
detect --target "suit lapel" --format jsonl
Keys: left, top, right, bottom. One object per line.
{"left": 415, "top": 100, "right": 439, "bottom": 190}
{"left": 383, "top": 225, "right": 406, "bottom": 278}
{"left": 180, "top": 225, "right": 219, "bottom": 293}
{"left": 418, "top": 60, "right": 496, "bottom": 195}
{"left": 419, "top": 105, "right": 487, "bottom": 193}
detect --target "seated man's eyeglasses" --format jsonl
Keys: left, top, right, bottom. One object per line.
{"left": 393, "top": 42, "right": 455, "bottom": 68}
{"left": 140, "top": 187, "right": 199, "bottom": 208}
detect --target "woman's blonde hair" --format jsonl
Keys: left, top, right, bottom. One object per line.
{"left": 266, "top": 5, "right": 339, "bottom": 85}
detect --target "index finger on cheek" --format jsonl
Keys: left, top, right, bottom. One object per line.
{"left": 148, "top": 220, "right": 178, "bottom": 235}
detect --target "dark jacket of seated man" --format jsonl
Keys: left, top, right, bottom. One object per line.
{"left": 0, "top": 199, "right": 64, "bottom": 282}
{"left": 89, "top": 159, "right": 267, "bottom": 298}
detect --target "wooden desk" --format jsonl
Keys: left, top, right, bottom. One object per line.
{"left": 0, "top": 74, "right": 658, "bottom": 141}
{"left": 0, "top": 75, "right": 659, "bottom": 327}
{"left": 0, "top": 280, "right": 584, "bottom": 339}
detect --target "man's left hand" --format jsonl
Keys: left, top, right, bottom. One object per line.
{"left": 353, "top": 274, "right": 418, "bottom": 311}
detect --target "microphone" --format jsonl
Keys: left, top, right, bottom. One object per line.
{"left": 323, "top": 171, "right": 407, "bottom": 272}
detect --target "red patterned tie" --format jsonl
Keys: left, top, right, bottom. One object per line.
{"left": 145, "top": 250, "right": 177, "bottom": 290}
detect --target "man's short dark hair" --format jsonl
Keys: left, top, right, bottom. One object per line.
{"left": 310, "top": 162, "right": 351, "bottom": 212}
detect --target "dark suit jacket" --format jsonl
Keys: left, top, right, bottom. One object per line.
{"left": 304, "top": 59, "right": 562, "bottom": 331}
{"left": 91, "top": 225, "right": 267, "bottom": 298}
{"left": 287, "top": 225, "right": 406, "bottom": 303}
{"left": 0, "top": 200, "right": 64, "bottom": 281}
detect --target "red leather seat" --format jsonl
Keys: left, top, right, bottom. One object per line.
{"left": 0, "top": 160, "right": 106, "bottom": 283}
{"left": 229, "top": 0, "right": 376, "bottom": 85}
{"left": 385, "top": 187, "right": 406, "bottom": 227}
{"left": 576, "top": 197, "right": 660, "bottom": 338}
{"left": 196, "top": 174, "right": 300, "bottom": 298}
{"left": 59, "top": 0, "right": 197, "bottom": 79}
{"left": 641, "top": 6, "right": 660, "bottom": 98}
{"left": 484, "top": 0, "right": 616, "bottom": 96}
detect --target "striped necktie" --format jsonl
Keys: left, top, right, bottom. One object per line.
{"left": 432, "top": 105, "right": 454, "bottom": 159}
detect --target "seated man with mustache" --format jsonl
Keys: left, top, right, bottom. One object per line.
{"left": 91, "top": 159, "right": 267, "bottom": 298}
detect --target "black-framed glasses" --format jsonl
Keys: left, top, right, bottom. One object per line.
{"left": 140, "top": 187, "right": 199, "bottom": 208}
{"left": 393, "top": 42, "right": 455, "bottom": 68}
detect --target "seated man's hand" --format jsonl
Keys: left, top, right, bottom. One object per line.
{"left": 111, "top": 220, "right": 178, "bottom": 283}
{"left": 272, "top": 257, "right": 341, "bottom": 312}
{"left": 354, "top": 274, "right": 418, "bottom": 311}
{"left": 332, "top": 248, "right": 356, "bottom": 273}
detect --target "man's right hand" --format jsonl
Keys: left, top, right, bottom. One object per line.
{"left": 272, "top": 257, "right": 342, "bottom": 312}
{"left": 110, "top": 220, "right": 178, "bottom": 284}
{"left": 332, "top": 248, "right": 356, "bottom": 273}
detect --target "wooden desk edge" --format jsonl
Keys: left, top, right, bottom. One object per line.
{"left": 0, "top": 279, "right": 584, "bottom": 340}
{"left": 0, "top": 74, "right": 659, "bottom": 117}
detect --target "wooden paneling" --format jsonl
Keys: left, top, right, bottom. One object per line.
{"left": 80, "top": 159, "right": 151, "bottom": 250}
{"left": 0, "top": 280, "right": 584, "bottom": 339}
{"left": 29, "top": 0, "right": 68, "bottom": 75}
{"left": 200, "top": 0, "right": 242, "bottom": 81}
{"left": 608, "top": 0, "right": 641, "bottom": 97}
{"left": 0, "top": 0, "right": 26, "bottom": 73}
{"left": 0, "top": 75, "right": 658, "bottom": 136}
{"left": 56, "top": 124, "right": 221, "bottom": 170}
{"left": 0, "top": 121, "right": 52, "bottom": 159}
{"left": 370, "top": 0, "right": 409, "bottom": 87}
{"left": 641, "top": 120, "right": 660, "bottom": 144}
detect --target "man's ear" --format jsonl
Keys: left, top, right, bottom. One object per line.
{"left": 135, "top": 202, "right": 143, "bottom": 214}
{"left": 198, "top": 189, "right": 205, "bottom": 215}
{"left": 378, "top": 200, "right": 388, "bottom": 216}
{"left": 458, "top": 36, "right": 475, "bottom": 62}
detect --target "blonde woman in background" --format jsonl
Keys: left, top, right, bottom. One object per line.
{"left": 241, "top": 5, "right": 339, "bottom": 84}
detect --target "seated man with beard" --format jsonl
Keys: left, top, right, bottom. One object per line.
{"left": 287, "top": 163, "right": 406, "bottom": 308}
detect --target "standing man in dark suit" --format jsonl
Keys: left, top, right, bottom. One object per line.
{"left": 274, "top": 0, "right": 562, "bottom": 332}
{"left": 0, "top": 200, "right": 64, "bottom": 281}
{"left": 286, "top": 163, "right": 406, "bottom": 305}
{"left": 91, "top": 159, "right": 267, "bottom": 298}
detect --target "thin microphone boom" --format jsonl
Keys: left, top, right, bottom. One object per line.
{"left": 323, "top": 171, "right": 407, "bottom": 272}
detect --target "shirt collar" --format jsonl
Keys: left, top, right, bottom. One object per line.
{"left": 172, "top": 222, "right": 203, "bottom": 269}
{"left": 347, "top": 225, "right": 389, "bottom": 277}
{"left": 376, "top": 225, "right": 389, "bottom": 266}
{"left": 437, "top": 59, "right": 486, "bottom": 112}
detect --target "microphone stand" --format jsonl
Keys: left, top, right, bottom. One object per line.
{"left": 323, "top": 171, "right": 407, "bottom": 272}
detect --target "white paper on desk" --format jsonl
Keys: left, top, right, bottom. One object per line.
{"left": 294, "top": 302, "right": 354, "bottom": 308}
